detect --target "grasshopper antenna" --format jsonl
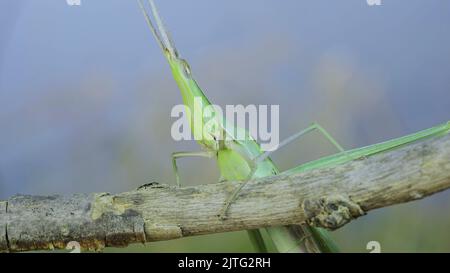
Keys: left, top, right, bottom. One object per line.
{"left": 137, "top": 0, "right": 178, "bottom": 57}
{"left": 148, "top": 0, "right": 178, "bottom": 57}
{"left": 137, "top": 0, "right": 164, "bottom": 51}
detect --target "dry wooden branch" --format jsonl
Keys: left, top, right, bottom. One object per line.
{"left": 1, "top": 134, "right": 449, "bottom": 252}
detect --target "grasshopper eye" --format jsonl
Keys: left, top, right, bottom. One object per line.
{"left": 181, "top": 59, "right": 191, "bottom": 76}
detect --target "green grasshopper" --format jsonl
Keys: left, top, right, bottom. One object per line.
{"left": 138, "top": 0, "right": 450, "bottom": 253}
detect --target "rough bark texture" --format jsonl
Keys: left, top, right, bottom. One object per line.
{"left": 1, "top": 134, "right": 449, "bottom": 252}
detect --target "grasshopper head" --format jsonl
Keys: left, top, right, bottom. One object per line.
{"left": 139, "top": 0, "right": 223, "bottom": 152}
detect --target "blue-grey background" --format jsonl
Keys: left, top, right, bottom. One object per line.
{"left": 1, "top": 0, "right": 449, "bottom": 252}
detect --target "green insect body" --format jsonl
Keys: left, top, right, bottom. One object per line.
{"left": 284, "top": 121, "right": 450, "bottom": 175}
{"left": 138, "top": 0, "right": 450, "bottom": 253}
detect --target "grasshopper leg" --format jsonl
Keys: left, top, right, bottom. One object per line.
{"left": 219, "top": 122, "right": 346, "bottom": 219}
{"left": 255, "top": 122, "right": 345, "bottom": 164}
{"left": 171, "top": 151, "right": 214, "bottom": 187}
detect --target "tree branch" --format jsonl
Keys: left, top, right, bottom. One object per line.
{"left": 1, "top": 134, "right": 450, "bottom": 252}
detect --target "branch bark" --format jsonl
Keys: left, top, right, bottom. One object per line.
{"left": 1, "top": 134, "right": 450, "bottom": 252}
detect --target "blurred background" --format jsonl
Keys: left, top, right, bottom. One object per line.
{"left": 1, "top": 0, "right": 449, "bottom": 252}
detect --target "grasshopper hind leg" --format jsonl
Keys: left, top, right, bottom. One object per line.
{"left": 219, "top": 122, "right": 346, "bottom": 220}
{"left": 255, "top": 122, "right": 345, "bottom": 164}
